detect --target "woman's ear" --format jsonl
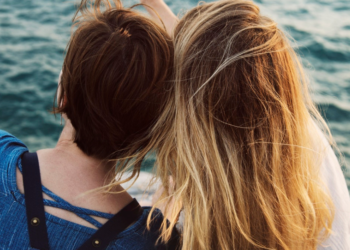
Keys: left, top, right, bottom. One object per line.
{"left": 57, "top": 70, "right": 67, "bottom": 109}
{"left": 57, "top": 70, "right": 63, "bottom": 107}
{"left": 62, "top": 94, "right": 67, "bottom": 108}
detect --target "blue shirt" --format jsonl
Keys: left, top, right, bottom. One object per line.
{"left": 0, "top": 130, "right": 169, "bottom": 249}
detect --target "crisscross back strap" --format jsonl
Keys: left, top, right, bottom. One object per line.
{"left": 21, "top": 152, "right": 50, "bottom": 250}
{"left": 41, "top": 186, "right": 114, "bottom": 228}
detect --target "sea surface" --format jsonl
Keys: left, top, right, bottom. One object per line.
{"left": 0, "top": 0, "right": 349, "bottom": 193}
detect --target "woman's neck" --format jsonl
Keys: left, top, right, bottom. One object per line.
{"left": 25, "top": 116, "right": 133, "bottom": 228}
{"left": 53, "top": 118, "right": 111, "bottom": 179}
{"left": 37, "top": 116, "right": 127, "bottom": 197}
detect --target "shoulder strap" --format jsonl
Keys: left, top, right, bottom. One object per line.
{"left": 77, "top": 199, "right": 143, "bottom": 250}
{"left": 21, "top": 152, "right": 50, "bottom": 250}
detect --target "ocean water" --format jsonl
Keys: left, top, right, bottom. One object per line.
{"left": 0, "top": 0, "right": 349, "bottom": 193}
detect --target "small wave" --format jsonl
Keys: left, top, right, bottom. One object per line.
{"left": 317, "top": 103, "right": 350, "bottom": 123}
{"left": 284, "top": 8, "right": 309, "bottom": 17}
{"left": 333, "top": 6, "right": 350, "bottom": 12}
{"left": 283, "top": 25, "right": 312, "bottom": 42}
{"left": 299, "top": 41, "right": 350, "bottom": 63}
{"left": 6, "top": 72, "right": 33, "bottom": 83}
{"left": 0, "top": 56, "right": 16, "bottom": 66}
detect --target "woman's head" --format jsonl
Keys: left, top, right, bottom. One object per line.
{"left": 55, "top": 0, "right": 173, "bottom": 161}
{"left": 172, "top": 0, "right": 310, "bottom": 130}
{"left": 152, "top": 0, "right": 334, "bottom": 249}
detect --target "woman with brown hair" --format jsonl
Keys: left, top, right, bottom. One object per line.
{"left": 141, "top": 0, "right": 350, "bottom": 249}
{"left": 0, "top": 0, "right": 179, "bottom": 249}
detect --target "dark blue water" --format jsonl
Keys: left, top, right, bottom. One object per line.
{"left": 0, "top": 0, "right": 349, "bottom": 192}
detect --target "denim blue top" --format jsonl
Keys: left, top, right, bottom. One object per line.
{"left": 0, "top": 130, "right": 167, "bottom": 249}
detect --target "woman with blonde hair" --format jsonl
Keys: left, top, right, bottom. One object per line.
{"left": 140, "top": 0, "right": 350, "bottom": 249}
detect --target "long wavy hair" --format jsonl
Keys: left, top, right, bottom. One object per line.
{"left": 149, "top": 0, "right": 335, "bottom": 249}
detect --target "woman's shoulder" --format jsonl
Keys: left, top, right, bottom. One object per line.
{"left": 0, "top": 130, "right": 27, "bottom": 195}
{"left": 0, "top": 129, "right": 27, "bottom": 166}
{"left": 310, "top": 124, "right": 350, "bottom": 249}
{"left": 110, "top": 207, "right": 180, "bottom": 250}
{"left": 0, "top": 130, "right": 27, "bottom": 156}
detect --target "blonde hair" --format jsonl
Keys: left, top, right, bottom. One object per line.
{"left": 148, "top": 0, "right": 335, "bottom": 249}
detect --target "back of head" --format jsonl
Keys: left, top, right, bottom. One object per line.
{"left": 152, "top": 0, "right": 334, "bottom": 249}
{"left": 55, "top": 0, "right": 173, "bottom": 164}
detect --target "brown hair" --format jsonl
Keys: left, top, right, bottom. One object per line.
{"left": 149, "top": 0, "right": 334, "bottom": 249}
{"left": 54, "top": 0, "right": 173, "bottom": 161}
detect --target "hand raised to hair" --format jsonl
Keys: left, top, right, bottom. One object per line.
{"left": 139, "top": 0, "right": 178, "bottom": 36}
{"left": 140, "top": 0, "right": 164, "bottom": 4}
